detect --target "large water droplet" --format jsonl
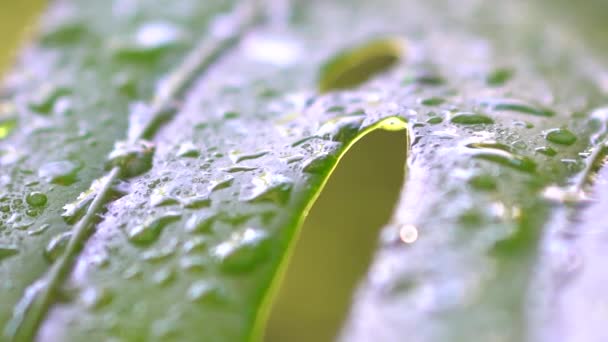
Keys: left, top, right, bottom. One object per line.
{"left": 127, "top": 212, "right": 181, "bottom": 246}
{"left": 302, "top": 153, "right": 336, "bottom": 174}
{"left": 545, "top": 128, "right": 577, "bottom": 146}
{"left": 185, "top": 212, "right": 218, "bottom": 234}
{"left": 319, "top": 37, "right": 405, "bottom": 92}
{"left": 112, "top": 21, "right": 183, "bottom": 59}
{"left": 107, "top": 140, "right": 155, "bottom": 177}
{"left": 241, "top": 173, "right": 293, "bottom": 205}
{"left": 187, "top": 280, "right": 225, "bottom": 303}
{"left": 80, "top": 286, "right": 113, "bottom": 310}
{"left": 26, "top": 192, "right": 47, "bottom": 207}
{"left": 451, "top": 112, "right": 494, "bottom": 125}
{"left": 316, "top": 115, "right": 364, "bottom": 142}
{"left": 38, "top": 160, "right": 80, "bottom": 185}
{"left": 486, "top": 68, "right": 514, "bottom": 86}
{"left": 28, "top": 85, "right": 71, "bottom": 114}
{"left": 0, "top": 244, "right": 19, "bottom": 261}
{"left": 211, "top": 227, "right": 270, "bottom": 273}
{"left": 176, "top": 142, "right": 200, "bottom": 158}
{"left": 480, "top": 98, "right": 554, "bottom": 117}
{"left": 467, "top": 142, "right": 537, "bottom": 173}
{"left": 229, "top": 150, "right": 269, "bottom": 164}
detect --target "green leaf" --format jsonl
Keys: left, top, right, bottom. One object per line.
{"left": 0, "top": 0, "right": 607, "bottom": 342}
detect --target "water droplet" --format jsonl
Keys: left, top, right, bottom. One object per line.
{"left": 208, "top": 177, "right": 234, "bottom": 192}
{"left": 127, "top": 212, "right": 181, "bottom": 246}
{"left": 177, "top": 142, "right": 199, "bottom": 158}
{"left": 182, "top": 236, "right": 209, "bottom": 254}
{"left": 211, "top": 227, "right": 270, "bottom": 273}
{"left": 179, "top": 256, "right": 207, "bottom": 273}
{"left": 38, "top": 160, "right": 80, "bottom": 185}
{"left": 399, "top": 224, "right": 418, "bottom": 244}
{"left": 229, "top": 150, "right": 269, "bottom": 164}
{"left": 80, "top": 286, "right": 113, "bottom": 310}
{"left": 141, "top": 240, "right": 177, "bottom": 263}
{"left": 25, "top": 192, "right": 47, "bottom": 207}
{"left": 426, "top": 116, "right": 443, "bottom": 125}
{"left": 319, "top": 37, "right": 405, "bottom": 92}
{"left": 420, "top": 97, "right": 445, "bottom": 106}
{"left": 187, "top": 280, "right": 225, "bottom": 303}
{"left": 185, "top": 212, "right": 218, "bottom": 234}
{"left": 107, "top": 140, "right": 155, "bottom": 177}
{"left": 486, "top": 68, "right": 514, "bottom": 86}
{"left": 241, "top": 173, "right": 293, "bottom": 205}
{"left": 113, "top": 21, "right": 183, "bottom": 59}
{"left": 28, "top": 86, "right": 71, "bottom": 114}
{"left": 302, "top": 153, "right": 335, "bottom": 174}
{"left": 224, "top": 166, "right": 258, "bottom": 173}
{"left": 467, "top": 143, "right": 536, "bottom": 173}
{"left": 545, "top": 128, "right": 577, "bottom": 146}
{"left": 535, "top": 146, "right": 558, "bottom": 157}
{"left": 468, "top": 174, "right": 497, "bottom": 191}
{"left": 481, "top": 98, "right": 554, "bottom": 117}
{"left": 0, "top": 244, "right": 19, "bottom": 261}
{"left": 180, "top": 195, "right": 211, "bottom": 209}
{"left": 44, "top": 232, "right": 72, "bottom": 262}
{"left": 316, "top": 115, "right": 364, "bottom": 142}
{"left": 0, "top": 117, "right": 17, "bottom": 140}
{"left": 62, "top": 175, "right": 111, "bottom": 223}
{"left": 403, "top": 72, "right": 444, "bottom": 86}
{"left": 152, "top": 267, "right": 176, "bottom": 286}
{"left": 28, "top": 223, "right": 51, "bottom": 236}
{"left": 451, "top": 112, "right": 494, "bottom": 125}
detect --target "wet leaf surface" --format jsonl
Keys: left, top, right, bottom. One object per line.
{"left": 0, "top": 0, "right": 607, "bottom": 341}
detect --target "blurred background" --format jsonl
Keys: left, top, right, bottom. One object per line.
{"left": 1, "top": 1, "right": 607, "bottom": 342}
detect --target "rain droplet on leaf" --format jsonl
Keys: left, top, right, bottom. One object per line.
{"left": 127, "top": 212, "right": 181, "bottom": 246}
{"left": 319, "top": 37, "right": 405, "bottom": 92}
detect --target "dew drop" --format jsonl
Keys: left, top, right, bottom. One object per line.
{"left": 179, "top": 256, "right": 207, "bottom": 273}
{"left": 182, "top": 236, "right": 209, "bottom": 254}
{"left": 28, "top": 85, "right": 71, "bottom": 114}
{"left": 127, "top": 212, "right": 181, "bottom": 246}
{"left": 545, "top": 128, "right": 577, "bottom": 146}
{"left": 26, "top": 192, "right": 47, "bottom": 207}
{"left": 316, "top": 115, "right": 364, "bottom": 142}
{"left": 319, "top": 37, "right": 405, "bottom": 92}
{"left": 468, "top": 174, "right": 498, "bottom": 191}
{"left": 107, "top": 140, "right": 155, "bottom": 177}
{"left": 535, "top": 146, "right": 558, "bottom": 157}
{"left": 185, "top": 212, "right": 218, "bottom": 234}
{"left": 229, "top": 150, "right": 269, "bottom": 164}
{"left": 187, "top": 280, "right": 225, "bottom": 303}
{"left": 208, "top": 177, "right": 234, "bottom": 192}
{"left": 176, "top": 142, "right": 200, "bottom": 158}
{"left": 80, "top": 286, "right": 113, "bottom": 310}
{"left": 399, "top": 224, "right": 418, "bottom": 244}
{"left": 420, "top": 97, "right": 445, "bottom": 106}
{"left": 450, "top": 112, "right": 494, "bottom": 125}
{"left": 302, "top": 153, "right": 335, "bottom": 174}
{"left": 152, "top": 267, "right": 176, "bottom": 286}
{"left": 211, "top": 227, "right": 270, "bottom": 273}
{"left": 180, "top": 195, "right": 211, "bottom": 209}
{"left": 241, "top": 173, "right": 293, "bottom": 205}
{"left": 0, "top": 244, "right": 19, "bottom": 261}
{"left": 467, "top": 143, "right": 537, "bottom": 173}
{"left": 486, "top": 68, "right": 514, "bottom": 86}
{"left": 426, "top": 116, "right": 443, "bottom": 125}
